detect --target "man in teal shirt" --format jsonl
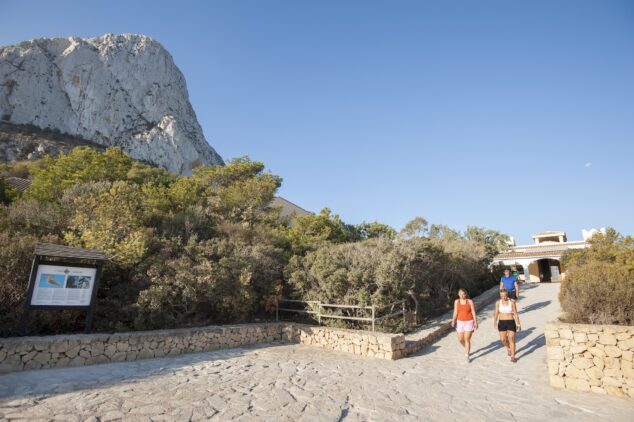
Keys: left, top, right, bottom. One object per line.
{"left": 500, "top": 268, "right": 520, "bottom": 300}
{"left": 511, "top": 265, "right": 521, "bottom": 284}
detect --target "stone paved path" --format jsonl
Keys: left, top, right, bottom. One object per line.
{"left": 0, "top": 284, "right": 632, "bottom": 421}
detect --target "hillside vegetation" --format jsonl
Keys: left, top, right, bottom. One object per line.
{"left": 0, "top": 147, "right": 508, "bottom": 336}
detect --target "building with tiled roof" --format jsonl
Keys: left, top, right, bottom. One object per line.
{"left": 493, "top": 231, "right": 591, "bottom": 282}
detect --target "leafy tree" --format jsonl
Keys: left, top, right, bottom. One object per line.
{"left": 193, "top": 157, "right": 282, "bottom": 228}
{"left": 356, "top": 221, "right": 397, "bottom": 240}
{"left": 64, "top": 181, "right": 151, "bottom": 266}
{"left": 429, "top": 224, "right": 462, "bottom": 241}
{"left": 464, "top": 226, "right": 510, "bottom": 257}
{"left": 26, "top": 147, "right": 135, "bottom": 202}
{"left": 400, "top": 216, "right": 428, "bottom": 239}
{"left": 562, "top": 228, "right": 634, "bottom": 271}
{"left": 286, "top": 208, "right": 358, "bottom": 254}
{"left": 0, "top": 177, "right": 19, "bottom": 205}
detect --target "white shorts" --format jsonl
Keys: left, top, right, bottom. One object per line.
{"left": 456, "top": 320, "right": 474, "bottom": 333}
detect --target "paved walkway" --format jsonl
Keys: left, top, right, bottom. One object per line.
{"left": 0, "top": 284, "right": 632, "bottom": 421}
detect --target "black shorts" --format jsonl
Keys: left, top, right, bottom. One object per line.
{"left": 507, "top": 290, "right": 517, "bottom": 300}
{"left": 498, "top": 319, "right": 517, "bottom": 332}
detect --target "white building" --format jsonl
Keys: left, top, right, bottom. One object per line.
{"left": 493, "top": 231, "right": 590, "bottom": 282}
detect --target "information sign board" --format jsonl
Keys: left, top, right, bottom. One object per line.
{"left": 30, "top": 264, "right": 97, "bottom": 307}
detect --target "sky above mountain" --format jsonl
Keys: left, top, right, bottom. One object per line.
{"left": 2, "top": 0, "right": 633, "bottom": 243}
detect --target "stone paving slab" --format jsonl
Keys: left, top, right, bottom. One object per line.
{"left": 0, "top": 284, "right": 632, "bottom": 421}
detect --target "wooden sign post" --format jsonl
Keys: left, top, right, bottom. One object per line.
{"left": 18, "top": 243, "right": 108, "bottom": 335}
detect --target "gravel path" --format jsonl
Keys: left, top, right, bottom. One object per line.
{"left": 0, "top": 283, "right": 632, "bottom": 421}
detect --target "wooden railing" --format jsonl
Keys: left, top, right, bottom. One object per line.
{"left": 276, "top": 299, "right": 407, "bottom": 332}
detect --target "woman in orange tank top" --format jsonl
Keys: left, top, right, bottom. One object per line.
{"left": 450, "top": 288, "right": 479, "bottom": 362}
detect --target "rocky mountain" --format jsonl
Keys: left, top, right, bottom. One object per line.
{"left": 0, "top": 33, "right": 223, "bottom": 174}
{"left": 0, "top": 120, "right": 105, "bottom": 163}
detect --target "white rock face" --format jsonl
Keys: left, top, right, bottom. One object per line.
{"left": 0, "top": 33, "right": 223, "bottom": 173}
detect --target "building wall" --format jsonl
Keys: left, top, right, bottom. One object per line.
{"left": 528, "top": 261, "right": 541, "bottom": 283}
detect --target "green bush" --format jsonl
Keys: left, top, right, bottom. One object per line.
{"left": 559, "top": 262, "right": 633, "bottom": 325}
{"left": 286, "top": 234, "right": 498, "bottom": 331}
{"left": 560, "top": 230, "right": 634, "bottom": 325}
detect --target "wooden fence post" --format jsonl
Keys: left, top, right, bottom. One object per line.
{"left": 402, "top": 300, "right": 406, "bottom": 327}
{"left": 318, "top": 302, "right": 322, "bottom": 325}
{"left": 371, "top": 305, "right": 376, "bottom": 332}
{"left": 276, "top": 299, "right": 279, "bottom": 322}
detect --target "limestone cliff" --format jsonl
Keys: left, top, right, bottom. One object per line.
{"left": 0, "top": 33, "right": 223, "bottom": 173}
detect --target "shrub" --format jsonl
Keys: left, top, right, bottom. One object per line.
{"left": 6, "top": 198, "right": 67, "bottom": 237}
{"left": 559, "top": 230, "right": 634, "bottom": 325}
{"left": 559, "top": 262, "right": 633, "bottom": 325}
{"left": 286, "top": 235, "right": 497, "bottom": 331}
{"left": 134, "top": 237, "right": 285, "bottom": 330}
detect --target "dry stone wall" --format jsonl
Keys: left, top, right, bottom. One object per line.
{"left": 0, "top": 323, "right": 408, "bottom": 374}
{"left": 0, "top": 323, "right": 284, "bottom": 374}
{"left": 545, "top": 321, "right": 634, "bottom": 398}
{"left": 287, "top": 324, "right": 406, "bottom": 360}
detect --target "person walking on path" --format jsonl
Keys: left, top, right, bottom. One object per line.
{"left": 500, "top": 268, "right": 520, "bottom": 300}
{"left": 450, "top": 288, "right": 478, "bottom": 362}
{"left": 494, "top": 288, "right": 522, "bottom": 363}
{"left": 510, "top": 265, "right": 522, "bottom": 284}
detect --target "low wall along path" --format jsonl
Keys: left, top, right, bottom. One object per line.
{"left": 0, "top": 322, "right": 406, "bottom": 374}
{"left": 545, "top": 321, "right": 634, "bottom": 398}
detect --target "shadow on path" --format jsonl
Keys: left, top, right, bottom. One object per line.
{"left": 469, "top": 327, "right": 535, "bottom": 361}
{"left": 411, "top": 345, "right": 440, "bottom": 358}
{"left": 520, "top": 300, "right": 551, "bottom": 314}
{"left": 516, "top": 333, "right": 545, "bottom": 359}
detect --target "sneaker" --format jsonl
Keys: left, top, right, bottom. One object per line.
{"left": 465, "top": 355, "right": 471, "bottom": 363}
{"left": 511, "top": 356, "right": 517, "bottom": 363}
{"left": 507, "top": 349, "right": 511, "bottom": 356}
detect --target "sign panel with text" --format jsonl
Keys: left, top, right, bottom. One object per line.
{"left": 30, "top": 264, "right": 97, "bottom": 307}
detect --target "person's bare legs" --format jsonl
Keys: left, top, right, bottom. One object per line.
{"left": 457, "top": 331, "right": 465, "bottom": 350}
{"left": 499, "top": 331, "right": 510, "bottom": 354}
{"left": 508, "top": 331, "right": 516, "bottom": 359}
{"left": 463, "top": 331, "right": 473, "bottom": 356}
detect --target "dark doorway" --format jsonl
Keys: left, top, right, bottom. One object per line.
{"left": 538, "top": 259, "right": 552, "bottom": 282}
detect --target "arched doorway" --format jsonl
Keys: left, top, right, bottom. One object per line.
{"left": 527, "top": 259, "right": 562, "bottom": 282}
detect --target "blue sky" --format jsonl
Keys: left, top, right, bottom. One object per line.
{"left": 2, "top": 0, "right": 633, "bottom": 243}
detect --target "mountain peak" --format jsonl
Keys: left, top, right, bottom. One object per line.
{"left": 0, "top": 33, "right": 223, "bottom": 174}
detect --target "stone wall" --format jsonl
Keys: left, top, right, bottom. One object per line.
{"left": 0, "top": 322, "right": 409, "bottom": 374}
{"left": 545, "top": 321, "right": 634, "bottom": 398}
{"left": 0, "top": 323, "right": 284, "bottom": 374}
{"left": 287, "top": 324, "right": 406, "bottom": 360}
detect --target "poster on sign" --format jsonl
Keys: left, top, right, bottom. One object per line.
{"left": 30, "top": 264, "right": 97, "bottom": 307}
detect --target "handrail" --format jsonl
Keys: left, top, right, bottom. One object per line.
{"left": 319, "top": 303, "right": 373, "bottom": 310}
{"left": 276, "top": 298, "right": 408, "bottom": 332}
